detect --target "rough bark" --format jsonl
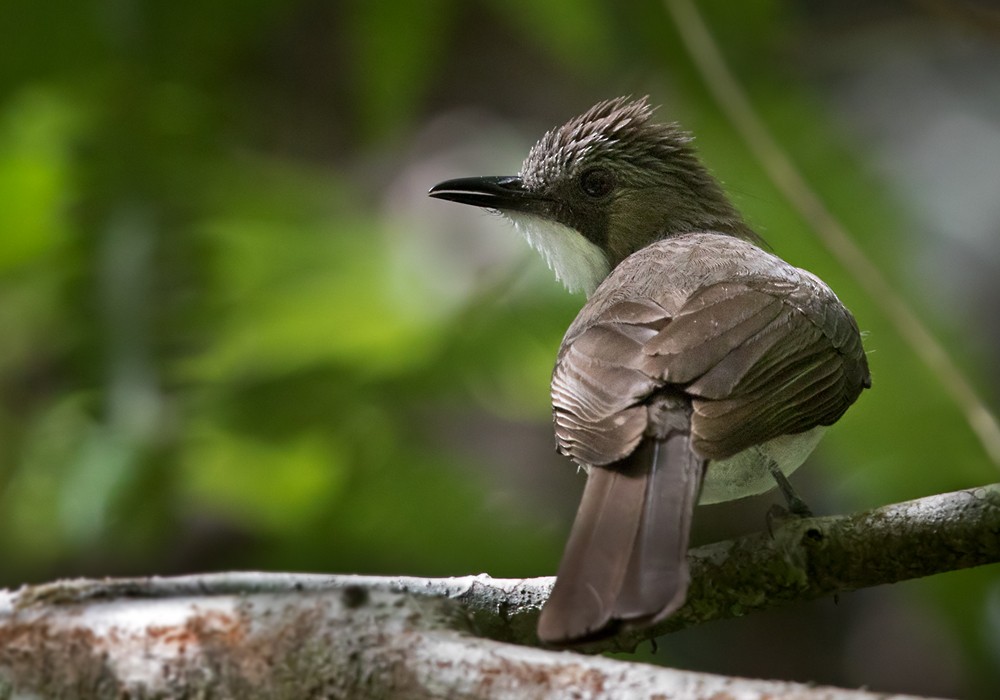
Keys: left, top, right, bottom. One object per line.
{"left": 2, "top": 484, "right": 997, "bottom": 698}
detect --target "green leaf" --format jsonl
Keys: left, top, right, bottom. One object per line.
{"left": 0, "top": 89, "right": 78, "bottom": 271}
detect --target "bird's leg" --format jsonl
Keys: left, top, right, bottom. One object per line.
{"left": 767, "top": 462, "right": 813, "bottom": 518}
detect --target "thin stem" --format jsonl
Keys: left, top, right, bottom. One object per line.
{"left": 663, "top": 0, "right": 1000, "bottom": 467}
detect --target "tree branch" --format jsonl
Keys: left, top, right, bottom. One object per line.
{"left": 1, "top": 485, "right": 995, "bottom": 697}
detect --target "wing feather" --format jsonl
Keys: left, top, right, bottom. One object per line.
{"left": 551, "top": 234, "right": 870, "bottom": 468}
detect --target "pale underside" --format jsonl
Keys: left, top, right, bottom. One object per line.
{"left": 503, "top": 212, "right": 610, "bottom": 296}
{"left": 692, "top": 425, "right": 822, "bottom": 504}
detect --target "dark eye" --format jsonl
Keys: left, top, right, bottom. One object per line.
{"left": 579, "top": 167, "right": 614, "bottom": 198}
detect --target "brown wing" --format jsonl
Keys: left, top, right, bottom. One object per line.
{"left": 551, "top": 298, "right": 667, "bottom": 466}
{"left": 652, "top": 276, "right": 869, "bottom": 458}
{"left": 552, "top": 244, "right": 870, "bottom": 466}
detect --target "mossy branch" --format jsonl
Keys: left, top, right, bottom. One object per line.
{"left": 1, "top": 485, "right": 995, "bottom": 697}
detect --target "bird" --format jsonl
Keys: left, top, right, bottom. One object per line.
{"left": 428, "top": 96, "right": 871, "bottom": 645}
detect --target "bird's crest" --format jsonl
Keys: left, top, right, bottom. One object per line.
{"left": 521, "top": 96, "right": 693, "bottom": 189}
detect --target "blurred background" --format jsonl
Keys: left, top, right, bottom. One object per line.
{"left": 1, "top": 0, "right": 999, "bottom": 696}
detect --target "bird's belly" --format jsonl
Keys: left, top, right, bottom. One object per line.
{"left": 698, "top": 426, "right": 827, "bottom": 504}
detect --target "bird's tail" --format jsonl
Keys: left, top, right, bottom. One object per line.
{"left": 536, "top": 431, "right": 705, "bottom": 645}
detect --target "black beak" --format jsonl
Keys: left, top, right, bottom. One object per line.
{"left": 428, "top": 175, "right": 540, "bottom": 213}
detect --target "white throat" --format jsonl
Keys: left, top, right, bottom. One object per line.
{"left": 504, "top": 212, "right": 610, "bottom": 296}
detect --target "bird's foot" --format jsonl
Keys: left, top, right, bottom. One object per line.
{"left": 768, "top": 462, "right": 813, "bottom": 517}
{"left": 766, "top": 462, "right": 813, "bottom": 531}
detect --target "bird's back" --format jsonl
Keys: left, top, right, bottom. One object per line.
{"left": 552, "top": 231, "right": 871, "bottom": 500}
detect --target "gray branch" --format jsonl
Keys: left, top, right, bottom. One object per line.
{"left": 1, "top": 484, "right": 996, "bottom": 698}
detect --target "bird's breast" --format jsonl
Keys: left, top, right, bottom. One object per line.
{"left": 697, "top": 426, "right": 826, "bottom": 504}
{"left": 503, "top": 212, "right": 610, "bottom": 295}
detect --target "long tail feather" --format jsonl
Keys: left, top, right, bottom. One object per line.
{"left": 537, "top": 432, "right": 705, "bottom": 644}
{"left": 615, "top": 433, "right": 704, "bottom": 626}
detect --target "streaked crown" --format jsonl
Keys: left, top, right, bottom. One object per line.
{"left": 521, "top": 97, "right": 697, "bottom": 190}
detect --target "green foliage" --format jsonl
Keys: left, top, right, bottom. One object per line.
{"left": 487, "top": 0, "right": 618, "bottom": 71}
{"left": 349, "top": 0, "right": 457, "bottom": 141}
{"left": 0, "top": 91, "right": 76, "bottom": 270}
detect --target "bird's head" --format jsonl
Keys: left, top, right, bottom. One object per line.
{"left": 430, "top": 97, "right": 753, "bottom": 296}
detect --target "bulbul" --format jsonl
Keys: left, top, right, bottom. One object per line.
{"left": 429, "top": 97, "right": 871, "bottom": 645}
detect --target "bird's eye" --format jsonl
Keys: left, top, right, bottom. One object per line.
{"left": 579, "top": 167, "right": 614, "bottom": 198}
